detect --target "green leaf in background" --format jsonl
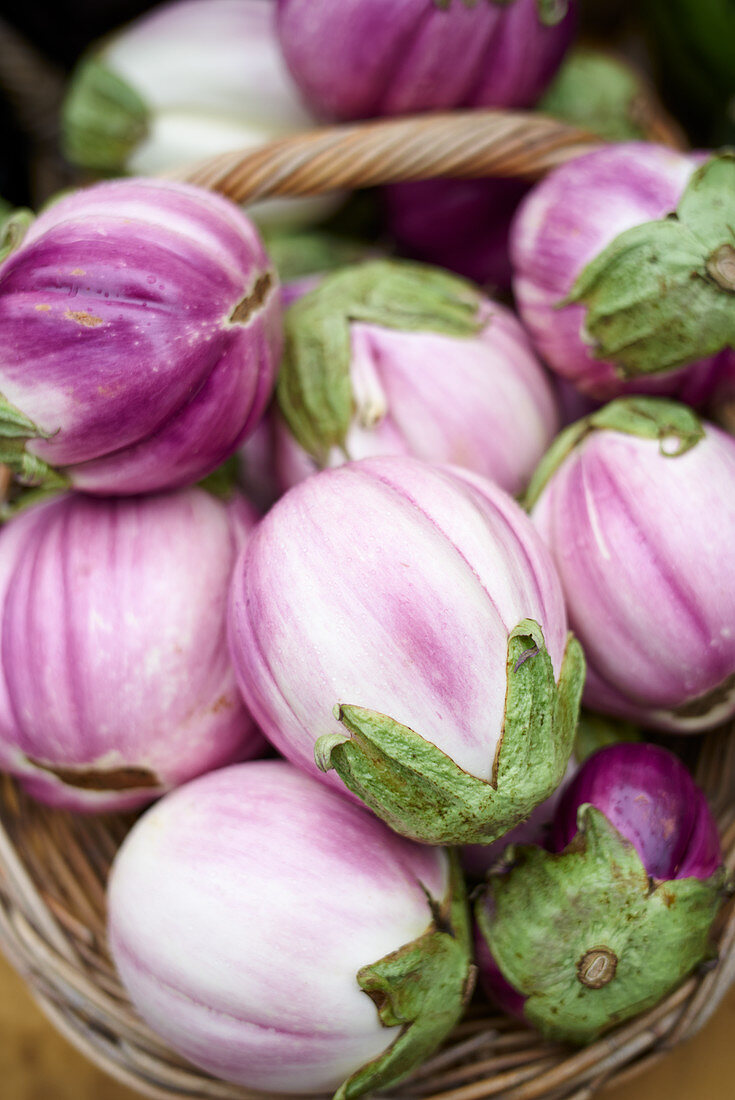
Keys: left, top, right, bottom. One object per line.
{"left": 540, "top": 48, "right": 660, "bottom": 142}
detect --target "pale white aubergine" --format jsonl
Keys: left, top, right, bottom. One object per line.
{"left": 108, "top": 760, "right": 474, "bottom": 1097}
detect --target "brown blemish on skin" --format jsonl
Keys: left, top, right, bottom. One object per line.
{"left": 577, "top": 946, "right": 618, "bottom": 990}
{"left": 70, "top": 268, "right": 86, "bottom": 276}
{"left": 34, "top": 304, "right": 51, "bottom": 312}
{"left": 210, "top": 694, "right": 233, "bottom": 715}
{"left": 26, "top": 757, "right": 159, "bottom": 791}
{"left": 64, "top": 309, "right": 104, "bottom": 327}
{"left": 230, "top": 272, "right": 274, "bottom": 323}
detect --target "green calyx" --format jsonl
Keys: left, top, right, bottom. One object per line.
{"left": 434, "top": 0, "right": 569, "bottom": 26}
{"left": 573, "top": 711, "right": 640, "bottom": 766}
{"left": 564, "top": 153, "right": 735, "bottom": 378}
{"left": 196, "top": 455, "right": 241, "bottom": 501}
{"left": 539, "top": 48, "right": 655, "bottom": 142}
{"left": 277, "top": 259, "right": 483, "bottom": 465}
{"left": 525, "top": 396, "right": 705, "bottom": 509}
{"left": 476, "top": 806, "right": 725, "bottom": 1044}
{"left": 262, "top": 229, "right": 371, "bottom": 284}
{"left": 0, "top": 208, "right": 34, "bottom": 264}
{"left": 314, "top": 619, "right": 586, "bottom": 846}
{"left": 335, "top": 851, "right": 475, "bottom": 1100}
{"left": 0, "top": 394, "right": 68, "bottom": 493}
{"left": 62, "top": 55, "right": 150, "bottom": 173}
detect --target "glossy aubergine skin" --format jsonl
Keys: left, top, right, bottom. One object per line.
{"left": 0, "top": 178, "right": 281, "bottom": 494}
{"left": 552, "top": 742, "right": 722, "bottom": 882}
{"left": 228, "top": 455, "right": 568, "bottom": 800}
{"left": 276, "top": 0, "right": 576, "bottom": 122}
{"left": 0, "top": 488, "right": 264, "bottom": 812}
{"left": 531, "top": 416, "right": 735, "bottom": 731}
{"left": 108, "top": 760, "right": 467, "bottom": 1095}
{"left": 511, "top": 143, "right": 723, "bottom": 401}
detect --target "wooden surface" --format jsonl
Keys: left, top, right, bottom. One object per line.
{"left": 2, "top": 950, "right": 734, "bottom": 1100}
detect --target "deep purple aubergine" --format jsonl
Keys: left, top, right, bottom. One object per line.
{"left": 0, "top": 178, "right": 282, "bottom": 494}
{"left": 276, "top": 0, "right": 576, "bottom": 122}
{"left": 475, "top": 742, "right": 725, "bottom": 1043}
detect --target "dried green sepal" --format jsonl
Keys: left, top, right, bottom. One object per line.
{"left": 525, "top": 397, "right": 705, "bottom": 509}
{"left": 196, "top": 456, "right": 241, "bottom": 501}
{"left": 0, "top": 209, "right": 34, "bottom": 264}
{"left": 564, "top": 154, "right": 735, "bottom": 378}
{"left": 314, "top": 620, "right": 585, "bottom": 845}
{"left": 62, "top": 56, "right": 150, "bottom": 173}
{"left": 262, "top": 230, "right": 371, "bottom": 284}
{"left": 477, "top": 806, "right": 725, "bottom": 1044}
{"left": 0, "top": 395, "right": 68, "bottom": 491}
{"left": 277, "top": 259, "right": 483, "bottom": 464}
{"left": 335, "top": 851, "right": 475, "bottom": 1100}
{"left": 573, "top": 711, "right": 639, "bottom": 766}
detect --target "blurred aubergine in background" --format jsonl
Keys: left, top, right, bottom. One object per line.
{"left": 0, "top": 1, "right": 160, "bottom": 206}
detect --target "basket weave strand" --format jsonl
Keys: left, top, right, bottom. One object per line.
{"left": 174, "top": 110, "right": 601, "bottom": 201}
{"left": 0, "top": 108, "right": 732, "bottom": 1100}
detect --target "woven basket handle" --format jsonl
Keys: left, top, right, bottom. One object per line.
{"left": 176, "top": 110, "right": 604, "bottom": 202}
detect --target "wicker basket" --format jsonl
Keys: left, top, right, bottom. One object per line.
{"left": 1, "top": 109, "right": 734, "bottom": 1100}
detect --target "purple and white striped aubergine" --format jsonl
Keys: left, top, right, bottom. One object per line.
{"left": 527, "top": 397, "right": 735, "bottom": 732}
{"left": 276, "top": 260, "right": 559, "bottom": 496}
{"left": 512, "top": 144, "right": 735, "bottom": 400}
{"left": 0, "top": 178, "right": 281, "bottom": 494}
{"left": 475, "top": 743, "right": 724, "bottom": 1043}
{"left": 276, "top": 0, "right": 576, "bottom": 122}
{"left": 108, "top": 760, "right": 474, "bottom": 1097}
{"left": 0, "top": 487, "right": 264, "bottom": 812}
{"left": 62, "top": 0, "right": 337, "bottom": 229}
{"left": 228, "top": 455, "right": 586, "bottom": 846}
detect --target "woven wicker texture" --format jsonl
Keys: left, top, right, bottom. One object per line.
{"left": 0, "top": 108, "right": 732, "bottom": 1100}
